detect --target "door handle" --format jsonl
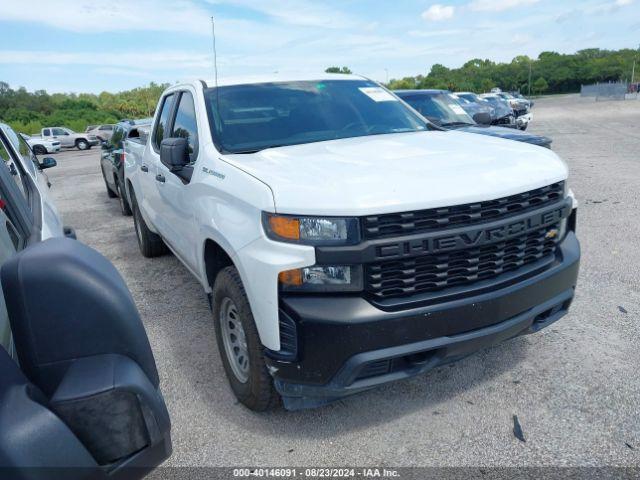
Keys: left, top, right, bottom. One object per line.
{"left": 140, "top": 165, "right": 149, "bottom": 172}
{"left": 155, "top": 173, "right": 165, "bottom": 183}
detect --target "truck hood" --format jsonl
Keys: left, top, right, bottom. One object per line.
{"left": 222, "top": 130, "right": 568, "bottom": 216}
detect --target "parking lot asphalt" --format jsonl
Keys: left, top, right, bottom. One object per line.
{"left": 46, "top": 94, "right": 639, "bottom": 468}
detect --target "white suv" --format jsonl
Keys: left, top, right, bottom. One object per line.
{"left": 125, "top": 74, "right": 580, "bottom": 411}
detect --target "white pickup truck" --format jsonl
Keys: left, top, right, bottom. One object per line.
{"left": 35, "top": 127, "right": 99, "bottom": 150}
{"left": 125, "top": 74, "right": 580, "bottom": 411}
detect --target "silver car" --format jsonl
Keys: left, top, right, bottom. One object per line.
{"left": 0, "top": 123, "right": 66, "bottom": 239}
{"left": 86, "top": 123, "right": 116, "bottom": 142}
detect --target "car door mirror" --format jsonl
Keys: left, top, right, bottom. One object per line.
{"left": 473, "top": 112, "right": 492, "bottom": 125}
{"left": 160, "top": 137, "right": 189, "bottom": 171}
{"left": 39, "top": 157, "right": 57, "bottom": 169}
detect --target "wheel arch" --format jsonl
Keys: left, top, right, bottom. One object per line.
{"left": 203, "top": 238, "right": 235, "bottom": 291}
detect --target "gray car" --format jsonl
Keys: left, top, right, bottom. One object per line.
{"left": 86, "top": 123, "right": 116, "bottom": 142}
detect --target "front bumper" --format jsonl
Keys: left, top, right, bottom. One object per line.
{"left": 516, "top": 113, "right": 533, "bottom": 127}
{"left": 267, "top": 232, "right": 580, "bottom": 410}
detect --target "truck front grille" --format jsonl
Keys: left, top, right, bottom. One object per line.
{"left": 362, "top": 182, "right": 564, "bottom": 240}
{"left": 365, "top": 223, "right": 559, "bottom": 300}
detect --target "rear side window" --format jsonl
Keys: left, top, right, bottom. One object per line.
{"left": 172, "top": 92, "right": 199, "bottom": 161}
{"left": 43, "top": 129, "right": 50, "bottom": 136}
{"left": 153, "top": 94, "right": 175, "bottom": 151}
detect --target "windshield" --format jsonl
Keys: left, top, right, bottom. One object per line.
{"left": 204, "top": 80, "right": 428, "bottom": 154}
{"left": 399, "top": 92, "right": 474, "bottom": 126}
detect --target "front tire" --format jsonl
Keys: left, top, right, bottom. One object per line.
{"left": 213, "top": 266, "right": 278, "bottom": 411}
{"left": 116, "top": 181, "right": 132, "bottom": 216}
{"left": 132, "top": 197, "right": 167, "bottom": 257}
{"left": 76, "top": 139, "right": 89, "bottom": 150}
{"left": 102, "top": 169, "right": 117, "bottom": 198}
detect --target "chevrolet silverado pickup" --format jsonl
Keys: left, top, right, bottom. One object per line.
{"left": 125, "top": 74, "right": 580, "bottom": 411}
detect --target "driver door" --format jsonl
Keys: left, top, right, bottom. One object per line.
{"left": 154, "top": 89, "right": 200, "bottom": 271}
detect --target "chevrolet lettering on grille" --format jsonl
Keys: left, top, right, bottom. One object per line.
{"left": 376, "top": 204, "right": 570, "bottom": 260}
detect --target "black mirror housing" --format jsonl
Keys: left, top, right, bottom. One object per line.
{"left": 473, "top": 112, "right": 493, "bottom": 125}
{"left": 160, "top": 137, "right": 189, "bottom": 171}
{"left": 40, "top": 157, "right": 57, "bottom": 169}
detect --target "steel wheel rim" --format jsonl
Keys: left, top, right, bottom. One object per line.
{"left": 219, "top": 296, "right": 250, "bottom": 383}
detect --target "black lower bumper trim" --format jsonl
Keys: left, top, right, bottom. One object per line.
{"left": 267, "top": 233, "right": 580, "bottom": 410}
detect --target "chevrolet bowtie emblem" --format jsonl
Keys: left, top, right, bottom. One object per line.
{"left": 545, "top": 228, "right": 559, "bottom": 239}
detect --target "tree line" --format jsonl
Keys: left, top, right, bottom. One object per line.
{"left": 0, "top": 81, "right": 169, "bottom": 134}
{"left": 385, "top": 48, "right": 639, "bottom": 94}
{"left": 1, "top": 47, "right": 637, "bottom": 134}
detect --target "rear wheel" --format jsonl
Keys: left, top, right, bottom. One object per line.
{"left": 132, "top": 197, "right": 167, "bottom": 257}
{"left": 213, "top": 266, "right": 278, "bottom": 411}
{"left": 115, "top": 181, "right": 132, "bottom": 216}
{"left": 33, "top": 145, "right": 47, "bottom": 155}
{"left": 76, "top": 139, "right": 89, "bottom": 150}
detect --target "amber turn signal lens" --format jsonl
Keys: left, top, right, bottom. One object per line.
{"left": 268, "top": 215, "right": 300, "bottom": 240}
{"left": 278, "top": 269, "right": 303, "bottom": 286}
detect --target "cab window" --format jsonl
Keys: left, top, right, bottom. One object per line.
{"left": 172, "top": 92, "right": 199, "bottom": 161}
{"left": 153, "top": 93, "right": 175, "bottom": 151}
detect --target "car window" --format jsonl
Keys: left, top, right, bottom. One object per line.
{"left": 1, "top": 127, "right": 38, "bottom": 177}
{"left": 172, "top": 92, "right": 199, "bottom": 161}
{"left": 153, "top": 93, "right": 175, "bottom": 151}
{"left": 0, "top": 158, "right": 33, "bottom": 359}
{"left": 52, "top": 128, "right": 66, "bottom": 136}
{"left": 0, "top": 138, "right": 29, "bottom": 204}
{"left": 43, "top": 129, "right": 51, "bottom": 136}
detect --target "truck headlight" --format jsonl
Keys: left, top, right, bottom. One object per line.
{"left": 279, "top": 265, "right": 363, "bottom": 292}
{"left": 263, "top": 213, "right": 360, "bottom": 246}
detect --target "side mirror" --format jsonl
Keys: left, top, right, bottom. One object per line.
{"left": 160, "top": 137, "right": 189, "bottom": 171}
{"left": 473, "top": 112, "right": 492, "bottom": 125}
{"left": 40, "top": 157, "right": 57, "bottom": 169}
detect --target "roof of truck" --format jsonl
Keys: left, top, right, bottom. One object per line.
{"left": 199, "top": 73, "right": 367, "bottom": 88}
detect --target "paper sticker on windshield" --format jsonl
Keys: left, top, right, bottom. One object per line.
{"left": 449, "top": 104, "right": 466, "bottom": 115}
{"left": 359, "top": 87, "right": 397, "bottom": 102}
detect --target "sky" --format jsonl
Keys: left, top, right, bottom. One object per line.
{"left": 0, "top": 0, "right": 638, "bottom": 94}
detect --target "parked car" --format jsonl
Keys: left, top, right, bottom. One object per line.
{"left": 86, "top": 124, "right": 116, "bottom": 142}
{"left": 126, "top": 74, "right": 579, "bottom": 411}
{"left": 456, "top": 91, "right": 516, "bottom": 127}
{"left": 35, "top": 127, "right": 99, "bottom": 150}
{"left": 494, "top": 92, "right": 532, "bottom": 130}
{"left": 396, "top": 90, "right": 552, "bottom": 148}
{"left": 508, "top": 91, "right": 534, "bottom": 108}
{"left": 478, "top": 93, "right": 518, "bottom": 128}
{"left": 449, "top": 92, "right": 495, "bottom": 119}
{"left": 19, "top": 134, "right": 61, "bottom": 155}
{"left": 0, "top": 150, "right": 171, "bottom": 478}
{"left": 101, "top": 120, "right": 151, "bottom": 216}
{"left": 0, "top": 123, "right": 69, "bottom": 240}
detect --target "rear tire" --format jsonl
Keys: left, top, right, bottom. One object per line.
{"left": 33, "top": 145, "right": 47, "bottom": 155}
{"left": 213, "top": 266, "right": 278, "bottom": 411}
{"left": 116, "top": 181, "right": 132, "bottom": 216}
{"left": 76, "top": 139, "right": 89, "bottom": 150}
{"left": 132, "top": 196, "right": 167, "bottom": 257}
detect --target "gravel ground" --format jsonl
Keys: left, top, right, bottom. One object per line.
{"left": 46, "top": 94, "right": 639, "bottom": 469}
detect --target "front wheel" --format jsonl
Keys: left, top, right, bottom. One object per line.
{"left": 116, "top": 181, "right": 132, "bottom": 216}
{"left": 213, "top": 266, "right": 278, "bottom": 411}
{"left": 76, "top": 139, "right": 89, "bottom": 150}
